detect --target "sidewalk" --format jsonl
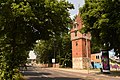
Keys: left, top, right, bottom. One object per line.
{"left": 53, "top": 68, "right": 120, "bottom": 80}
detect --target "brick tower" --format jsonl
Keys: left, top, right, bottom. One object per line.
{"left": 70, "top": 14, "right": 91, "bottom": 69}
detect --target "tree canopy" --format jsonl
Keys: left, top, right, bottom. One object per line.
{"left": 0, "top": 0, "right": 73, "bottom": 79}
{"left": 34, "top": 32, "right": 72, "bottom": 67}
{"left": 80, "top": 0, "right": 120, "bottom": 55}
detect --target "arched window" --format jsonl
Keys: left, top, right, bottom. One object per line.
{"left": 73, "top": 22, "right": 77, "bottom": 28}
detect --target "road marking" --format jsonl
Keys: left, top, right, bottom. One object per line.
{"left": 41, "top": 74, "right": 48, "bottom": 78}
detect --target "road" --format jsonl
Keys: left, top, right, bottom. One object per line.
{"left": 22, "top": 66, "right": 120, "bottom": 80}
{"left": 23, "top": 66, "right": 91, "bottom": 80}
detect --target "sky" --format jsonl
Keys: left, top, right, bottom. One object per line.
{"left": 68, "top": 0, "right": 85, "bottom": 18}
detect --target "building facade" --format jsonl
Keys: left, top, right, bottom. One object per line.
{"left": 91, "top": 53, "right": 102, "bottom": 68}
{"left": 91, "top": 53, "right": 101, "bottom": 63}
{"left": 70, "top": 14, "right": 91, "bottom": 69}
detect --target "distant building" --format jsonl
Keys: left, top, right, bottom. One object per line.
{"left": 27, "top": 50, "right": 36, "bottom": 65}
{"left": 91, "top": 53, "right": 101, "bottom": 63}
{"left": 70, "top": 14, "right": 91, "bottom": 69}
{"left": 91, "top": 51, "right": 116, "bottom": 69}
{"left": 91, "top": 53, "right": 102, "bottom": 68}
{"left": 28, "top": 50, "right": 36, "bottom": 60}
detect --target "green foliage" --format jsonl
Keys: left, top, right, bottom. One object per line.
{"left": 34, "top": 40, "right": 53, "bottom": 64}
{"left": 34, "top": 32, "right": 72, "bottom": 67}
{"left": 0, "top": 0, "right": 73, "bottom": 79}
{"left": 80, "top": 0, "right": 120, "bottom": 55}
{"left": 91, "top": 37, "right": 101, "bottom": 53}
{"left": 60, "top": 33, "right": 72, "bottom": 67}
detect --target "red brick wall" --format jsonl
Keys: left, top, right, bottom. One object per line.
{"left": 72, "top": 39, "right": 83, "bottom": 58}
{"left": 71, "top": 15, "right": 91, "bottom": 58}
{"left": 71, "top": 14, "right": 91, "bottom": 69}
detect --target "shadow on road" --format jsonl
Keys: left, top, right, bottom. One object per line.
{"left": 22, "top": 66, "right": 92, "bottom": 80}
{"left": 23, "top": 71, "right": 51, "bottom": 76}
{"left": 23, "top": 70, "right": 86, "bottom": 80}
{"left": 26, "top": 77, "right": 86, "bottom": 80}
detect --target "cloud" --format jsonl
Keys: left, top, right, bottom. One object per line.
{"left": 68, "top": 0, "right": 84, "bottom": 18}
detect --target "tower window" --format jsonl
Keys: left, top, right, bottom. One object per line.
{"left": 83, "top": 33, "right": 86, "bottom": 36}
{"left": 73, "top": 24, "right": 77, "bottom": 28}
{"left": 76, "top": 42, "right": 78, "bottom": 46}
{"left": 76, "top": 53, "right": 78, "bottom": 55}
{"left": 73, "top": 22, "right": 77, "bottom": 28}
{"left": 75, "top": 31, "right": 77, "bottom": 36}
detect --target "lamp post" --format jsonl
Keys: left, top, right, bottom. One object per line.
{"left": 52, "top": 33, "right": 56, "bottom": 68}
{"left": 85, "top": 34, "right": 89, "bottom": 74}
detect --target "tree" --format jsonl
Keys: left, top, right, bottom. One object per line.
{"left": 34, "top": 40, "right": 53, "bottom": 64}
{"left": 0, "top": 0, "right": 73, "bottom": 79}
{"left": 91, "top": 37, "right": 101, "bottom": 53}
{"left": 60, "top": 33, "right": 72, "bottom": 67}
{"left": 80, "top": 0, "right": 120, "bottom": 56}
{"left": 34, "top": 32, "right": 72, "bottom": 67}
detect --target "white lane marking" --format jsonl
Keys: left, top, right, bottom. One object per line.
{"left": 41, "top": 74, "right": 48, "bottom": 78}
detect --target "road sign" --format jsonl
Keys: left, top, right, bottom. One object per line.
{"left": 52, "top": 58, "right": 55, "bottom": 63}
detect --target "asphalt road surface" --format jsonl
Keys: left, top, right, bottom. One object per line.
{"left": 23, "top": 66, "right": 90, "bottom": 80}
{"left": 22, "top": 66, "right": 120, "bottom": 80}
